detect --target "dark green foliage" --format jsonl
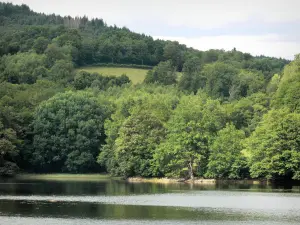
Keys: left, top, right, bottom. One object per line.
{"left": 144, "top": 61, "right": 177, "bottom": 85}
{"left": 202, "top": 62, "right": 239, "bottom": 100}
{"left": 33, "top": 37, "right": 50, "bottom": 54}
{"left": 32, "top": 91, "right": 110, "bottom": 173}
{"left": 74, "top": 71, "right": 130, "bottom": 90}
{"left": 0, "top": 119, "right": 19, "bottom": 176}
{"left": 179, "top": 57, "right": 204, "bottom": 93}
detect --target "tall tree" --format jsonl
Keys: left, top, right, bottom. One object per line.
{"left": 245, "top": 109, "right": 300, "bottom": 180}
{"left": 32, "top": 91, "right": 110, "bottom": 172}
{"left": 206, "top": 123, "right": 247, "bottom": 179}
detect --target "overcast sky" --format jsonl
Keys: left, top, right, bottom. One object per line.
{"left": 6, "top": 0, "right": 300, "bottom": 59}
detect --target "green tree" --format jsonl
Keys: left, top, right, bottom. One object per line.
{"left": 206, "top": 123, "right": 247, "bottom": 179}
{"left": 179, "top": 56, "right": 204, "bottom": 93}
{"left": 0, "top": 120, "right": 19, "bottom": 176}
{"left": 32, "top": 91, "right": 110, "bottom": 172}
{"left": 33, "top": 37, "right": 50, "bottom": 54}
{"left": 163, "top": 41, "right": 184, "bottom": 70}
{"left": 144, "top": 60, "right": 177, "bottom": 85}
{"left": 155, "top": 95, "right": 226, "bottom": 179}
{"left": 49, "top": 59, "right": 74, "bottom": 82}
{"left": 202, "top": 62, "right": 239, "bottom": 100}
{"left": 114, "top": 112, "right": 166, "bottom": 177}
{"left": 0, "top": 52, "right": 46, "bottom": 84}
{"left": 273, "top": 55, "right": 300, "bottom": 112}
{"left": 227, "top": 93, "right": 270, "bottom": 135}
{"left": 229, "top": 70, "right": 265, "bottom": 101}
{"left": 45, "top": 43, "right": 72, "bottom": 67}
{"left": 245, "top": 109, "right": 300, "bottom": 180}
{"left": 266, "top": 73, "right": 280, "bottom": 94}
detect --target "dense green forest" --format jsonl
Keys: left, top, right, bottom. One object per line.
{"left": 0, "top": 2, "right": 299, "bottom": 180}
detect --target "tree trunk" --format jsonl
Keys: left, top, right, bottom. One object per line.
{"left": 0, "top": 154, "right": 4, "bottom": 167}
{"left": 188, "top": 161, "right": 194, "bottom": 180}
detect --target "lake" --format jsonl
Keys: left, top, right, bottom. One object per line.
{"left": 0, "top": 177, "right": 299, "bottom": 224}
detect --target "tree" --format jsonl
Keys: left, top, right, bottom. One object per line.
{"left": 44, "top": 43, "right": 72, "bottom": 67}
{"left": 32, "top": 91, "right": 110, "bottom": 172}
{"left": 33, "top": 37, "right": 50, "bottom": 54}
{"left": 227, "top": 93, "right": 270, "bottom": 135}
{"left": 202, "top": 62, "right": 239, "bottom": 100}
{"left": 49, "top": 60, "right": 74, "bottom": 82}
{"left": 245, "top": 109, "right": 300, "bottom": 180}
{"left": 0, "top": 120, "right": 19, "bottom": 176}
{"left": 114, "top": 112, "right": 166, "bottom": 177}
{"left": 273, "top": 55, "right": 300, "bottom": 112}
{"left": 0, "top": 52, "right": 46, "bottom": 84}
{"left": 163, "top": 41, "right": 184, "bottom": 70}
{"left": 98, "top": 86, "right": 179, "bottom": 176}
{"left": 179, "top": 56, "right": 204, "bottom": 93}
{"left": 229, "top": 70, "right": 265, "bottom": 101}
{"left": 155, "top": 95, "right": 226, "bottom": 179}
{"left": 206, "top": 123, "right": 247, "bottom": 179}
{"left": 266, "top": 74, "right": 280, "bottom": 94}
{"left": 144, "top": 60, "right": 177, "bottom": 85}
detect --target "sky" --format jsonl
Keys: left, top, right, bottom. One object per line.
{"left": 5, "top": 0, "right": 300, "bottom": 59}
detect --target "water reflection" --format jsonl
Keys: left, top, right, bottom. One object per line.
{"left": 0, "top": 178, "right": 299, "bottom": 196}
{"left": 0, "top": 178, "right": 299, "bottom": 224}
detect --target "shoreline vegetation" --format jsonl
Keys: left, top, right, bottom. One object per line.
{"left": 12, "top": 174, "right": 265, "bottom": 185}
{"left": 1, "top": 2, "right": 299, "bottom": 181}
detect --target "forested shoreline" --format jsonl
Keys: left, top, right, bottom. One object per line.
{"left": 0, "top": 2, "right": 299, "bottom": 180}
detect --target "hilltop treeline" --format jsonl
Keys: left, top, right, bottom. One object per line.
{"left": 0, "top": 2, "right": 299, "bottom": 180}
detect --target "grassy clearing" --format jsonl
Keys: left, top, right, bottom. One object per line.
{"left": 16, "top": 173, "right": 117, "bottom": 181}
{"left": 77, "top": 66, "right": 149, "bottom": 84}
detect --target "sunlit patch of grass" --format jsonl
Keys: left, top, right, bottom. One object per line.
{"left": 77, "top": 66, "right": 149, "bottom": 84}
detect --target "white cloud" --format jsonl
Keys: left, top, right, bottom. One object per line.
{"left": 154, "top": 35, "right": 299, "bottom": 60}
{"left": 6, "top": 0, "right": 300, "bottom": 29}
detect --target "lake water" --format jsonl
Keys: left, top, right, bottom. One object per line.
{"left": 0, "top": 178, "right": 300, "bottom": 224}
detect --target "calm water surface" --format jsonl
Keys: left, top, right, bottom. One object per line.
{"left": 0, "top": 178, "right": 299, "bottom": 224}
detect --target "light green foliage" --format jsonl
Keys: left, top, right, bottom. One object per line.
{"left": 144, "top": 60, "right": 177, "bottom": 85}
{"left": 206, "top": 123, "right": 247, "bottom": 179}
{"left": 98, "top": 86, "right": 180, "bottom": 176}
{"left": 0, "top": 52, "right": 46, "bottom": 84}
{"left": 245, "top": 109, "right": 300, "bottom": 180}
{"left": 114, "top": 112, "right": 166, "bottom": 177}
{"left": 155, "top": 95, "right": 226, "bottom": 179}
{"left": 230, "top": 70, "right": 265, "bottom": 100}
{"left": 32, "top": 91, "right": 111, "bottom": 173}
{"left": 273, "top": 55, "right": 300, "bottom": 112}
{"left": 267, "top": 74, "right": 280, "bottom": 94}
{"left": 227, "top": 92, "right": 270, "bottom": 135}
